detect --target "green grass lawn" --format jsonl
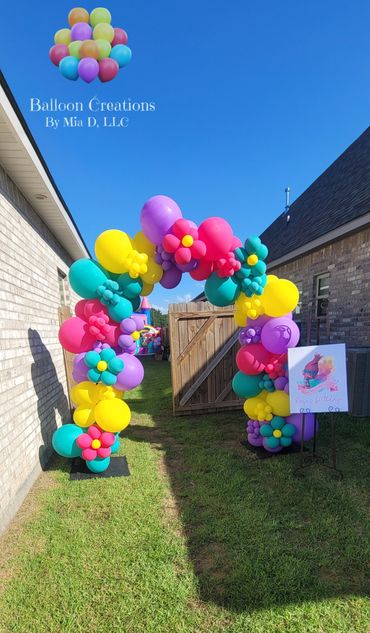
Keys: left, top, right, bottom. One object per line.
{"left": 0, "top": 360, "right": 369, "bottom": 633}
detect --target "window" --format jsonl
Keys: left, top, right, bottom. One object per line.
{"left": 315, "top": 273, "right": 329, "bottom": 318}
{"left": 294, "top": 280, "right": 303, "bottom": 318}
{"left": 58, "top": 269, "right": 70, "bottom": 306}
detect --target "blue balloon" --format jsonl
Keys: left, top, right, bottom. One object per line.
{"left": 86, "top": 456, "right": 111, "bottom": 473}
{"left": 110, "top": 44, "right": 132, "bottom": 68}
{"left": 69, "top": 259, "right": 107, "bottom": 299}
{"left": 59, "top": 56, "right": 79, "bottom": 80}
{"left": 107, "top": 296, "right": 133, "bottom": 322}
{"left": 110, "top": 435, "right": 120, "bottom": 454}
{"left": 52, "top": 424, "right": 82, "bottom": 458}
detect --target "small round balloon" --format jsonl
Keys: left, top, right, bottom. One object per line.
{"left": 98, "top": 58, "right": 119, "bottom": 82}
{"left": 54, "top": 28, "right": 71, "bottom": 46}
{"left": 93, "top": 23, "right": 114, "bottom": 43}
{"left": 68, "top": 7, "right": 90, "bottom": 27}
{"left": 49, "top": 44, "right": 69, "bottom": 66}
{"left": 69, "top": 40, "right": 82, "bottom": 58}
{"left": 78, "top": 57, "right": 99, "bottom": 82}
{"left": 90, "top": 7, "right": 112, "bottom": 27}
{"left": 79, "top": 40, "right": 99, "bottom": 59}
{"left": 112, "top": 27, "right": 128, "bottom": 46}
{"left": 95, "top": 38, "right": 111, "bottom": 60}
{"left": 110, "top": 44, "right": 132, "bottom": 68}
{"left": 59, "top": 56, "right": 79, "bottom": 80}
{"left": 71, "top": 22, "right": 92, "bottom": 41}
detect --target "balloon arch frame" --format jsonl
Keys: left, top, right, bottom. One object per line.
{"left": 53, "top": 195, "right": 314, "bottom": 473}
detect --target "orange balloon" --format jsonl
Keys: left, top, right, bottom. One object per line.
{"left": 79, "top": 40, "right": 99, "bottom": 60}
{"left": 68, "top": 7, "right": 90, "bottom": 27}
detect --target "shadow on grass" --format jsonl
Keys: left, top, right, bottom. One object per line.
{"left": 124, "top": 358, "right": 370, "bottom": 612}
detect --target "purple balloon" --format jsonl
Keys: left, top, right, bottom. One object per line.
{"left": 261, "top": 316, "right": 300, "bottom": 354}
{"left": 177, "top": 260, "right": 198, "bottom": 273}
{"left": 71, "top": 22, "right": 92, "bottom": 41}
{"left": 246, "top": 419, "right": 263, "bottom": 447}
{"left": 160, "top": 267, "right": 182, "bottom": 289}
{"left": 78, "top": 57, "right": 99, "bottom": 83}
{"left": 140, "top": 195, "right": 182, "bottom": 245}
{"left": 262, "top": 439, "right": 282, "bottom": 453}
{"left": 287, "top": 413, "right": 316, "bottom": 443}
{"left": 274, "top": 376, "right": 288, "bottom": 391}
{"left": 72, "top": 353, "right": 88, "bottom": 382}
{"left": 116, "top": 353, "right": 144, "bottom": 391}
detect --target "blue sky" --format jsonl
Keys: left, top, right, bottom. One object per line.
{"left": 1, "top": 0, "right": 370, "bottom": 311}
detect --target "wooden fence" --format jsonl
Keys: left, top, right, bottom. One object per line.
{"left": 168, "top": 301, "right": 243, "bottom": 415}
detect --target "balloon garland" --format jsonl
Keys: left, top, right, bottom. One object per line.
{"left": 49, "top": 7, "right": 132, "bottom": 83}
{"left": 53, "top": 195, "right": 315, "bottom": 472}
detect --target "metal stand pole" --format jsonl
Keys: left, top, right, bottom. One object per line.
{"left": 294, "top": 412, "right": 343, "bottom": 479}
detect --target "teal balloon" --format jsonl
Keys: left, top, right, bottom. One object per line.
{"left": 110, "top": 44, "right": 132, "bottom": 68}
{"left": 86, "top": 456, "right": 111, "bottom": 473}
{"left": 205, "top": 273, "right": 240, "bottom": 307}
{"left": 110, "top": 436, "right": 120, "bottom": 454}
{"left": 265, "top": 436, "right": 280, "bottom": 449}
{"left": 232, "top": 371, "right": 262, "bottom": 398}
{"left": 52, "top": 424, "right": 82, "bottom": 458}
{"left": 131, "top": 296, "right": 141, "bottom": 312}
{"left": 59, "top": 56, "right": 79, "bottom": 80}
{"left": 281, "top": 437, "right": 292, "bottom": 447}
{"left": 69, "top": 259, "right": 107, "bottom": 299}
{"left": 107, "top": 297, "right": 133, "bottom": 322}
{"left": 85, "top": 351, "right": 100, "bottom": 367}
{"left": 117, "top": 273, "right": 143, "bottom": 300}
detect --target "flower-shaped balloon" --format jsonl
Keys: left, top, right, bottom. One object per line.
{"left": 118, "top": 315, "right": 146, "bottom": 354}
{"left": 246, "top": 419, "right": 263, "bottom": 447}
{"left": 260, "top": 416, "right": 296, "bottom": 451}
{"left": 76, "top": 424, "right": 116, "bottom": 461}
{"left": 84, "top": 347, "right": 124, "bottom": 385}
{"left": 71, "top": 381, "right": 123, "bottom": 428}
{"left": 96, "top": 279, "right": 133, "bottom": 323}
{"left": 162, "top": 219, "right": 206, "bottom": 265}
{"left": 233, "top": 236, "right": 268, "bottom": 297}
{"left": 123, "top": 250, "right": 148, "bottom": 279}
{"left": 265, "top": 355, "right": 288, "bottom": 380}
{"left": 239, "top": 325, "right": 262, "bottom": 345}
{"left": 258, "top": 373, "right": 275, "bottom": 392}
{"left": 234, "top": 293, "right": 264, "bottom": 326}
{"left": 215, "top": 251, "right": 242, "bottom": 278}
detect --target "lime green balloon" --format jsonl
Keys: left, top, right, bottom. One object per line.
{"left": 68, "top": 40, "right": 82, "bottom": 58}
{"left": 95, "top": 38, "right": 111, "bottom": 60}
{"left": 90, "top": 7, "right": 112, "bottom": 27}
{"left": 93, "top": 22, "right": 114, "bottom": 43}
{"left": 54, "top": 28, "right": 71, "bottom": 45}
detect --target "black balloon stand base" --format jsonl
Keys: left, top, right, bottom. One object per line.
{"left": 240, "top": 440, "right": 305, "bottom": 460}
{"left": 70, "top": 456, "right": 130, "bottom": 480}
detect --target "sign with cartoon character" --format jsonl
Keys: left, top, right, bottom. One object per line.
{"left": 288, "top": 344, "right": 348, "bottom": 413}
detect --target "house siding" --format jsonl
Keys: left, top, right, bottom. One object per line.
{"left": 0, "top": 165, "right": 79, "bottom": 532}
{"left": 268, "top": 226, "right": 370, "bottom": 346}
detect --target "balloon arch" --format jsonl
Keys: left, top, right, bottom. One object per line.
{"left": 53, "top": 195, "right": 314, "bottom": 473}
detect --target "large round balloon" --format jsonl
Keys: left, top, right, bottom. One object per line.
{"left": 69, "top": 259, "right": 107, "bottom": 298}
{"left": 54, "top": 28, "right": 71, "bottom": 46}
{"left": 236, "top": 343, "right": 270, "bottom": 375}
{"left": 99, "top": 58, "right": 119, "bottom": 82}
{"left": 140, "top": 196, "right": 182, "bottom": 245}
{"left": 52, "top": 424, "right": 83, "bottom": 458}
{"left": 49, "top": 44, "right": 69, "bottom": 66}
{"left": 59, "top": 56, "right": 79, "bottom": 80}
{"left": 68, "top": 7, "right": 90, "bottom": 27}
{"left": 198, "top": 217, "right": 233, "bottom": 261}
{"left": 266, "top": 390, "right": 290, "bottom": 417}
{"left": 78, "top": 57, "right": 99, "bottom": 82}
{"left": 95, "top": 230, "right": 132, "bottom": 273}
{"left": 190, "top": 259, "right": 213, "bottom": 281}
{"left": 71, "top": 22, "right": 92, "bottom": 41}
{"left": 133, "top": 230, "right": 155, "bottom": 256}
{"left": 110, "top": 44, "right": 132, "bottom": 68}
{"left": 94, "top": 398, "right": 131, "bottom": 433}
{"left": 115, "top": 354, "right": 144, "bottom": 391}
{"left": 90, "top": 7, "right": 112, "bottom": 27}
{"left": 262, "top": 276, "right": 299, "bottom": 317}
{"left": 160, "top": 267, "right": 182, "bottom": 289}
{"left": 261, "top": 316, "right": 300, "bottom": 354}
{"left": 232, "top": 372, "right": 262, "bottom": 398}
{"left": 287, "top": 413, "right": 317, "bottom": 443}
{"left": 204, "top": 273, "right": 240, "bottom": 307}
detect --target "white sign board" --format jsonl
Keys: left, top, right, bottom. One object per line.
{"left": 288, "top": 344, "right": 348, "bottom": 414}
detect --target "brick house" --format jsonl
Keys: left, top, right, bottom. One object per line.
{"left": 0, "top": 73, "right": 88, "bottom": 532}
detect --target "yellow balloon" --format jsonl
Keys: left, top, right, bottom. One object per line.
{"left": 73, "top": 406, "right": 95, "bottom": 427}
{"left": 234, "top": 292, "right": 264, "bottom": 326}
{"left": 243, "top": 392, "right": 273, "bottom": 422}
{"left": 71, "top": 381, "right": 95, "bottom": 406}
{"left": 262, "top": 276, "right": 299, "bottom": 317}
{"left": 54, "top": 28, "right": 71, "bottom": 45}
{"left": 141, "top": 258, "right": 163, "bottom": 284}
{"left": 93, "top": 23, "right": 115, "bottom": 43}
{"left": 141, "top": 281, "right": 154, "bottom": 296}
{"left": 95, "top": 229, "right": 132, "bottom": 274}
{"left": 94, "top": 398, "right": 131, "bottom": 433}
{"left": 266, "top": 391, "right": 290, "bottom": 417}
{"left": 133, "top": 231, "right": 155, "bottom": 257}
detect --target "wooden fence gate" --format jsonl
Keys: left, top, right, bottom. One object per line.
{"left": 168, "top": 301, "right": 243, "bottom": 415}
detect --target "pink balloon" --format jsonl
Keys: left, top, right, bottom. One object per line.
{"left": 99, "top": 58, "right": 119, "bottom": 83}
{"left": 190, "top": 259, "right": 213, "bottom": 281}
{"left": 236, "top": 343, "right": 271, "bottom": 375}
{"left": 261, "top": 317, "right": 300, "bottom": 354}
{"left": 49, "top": 44, "right": 69, "bottom": 66}
{"left": 198, "top": 218, "right": 233, "bottom": 261}
{"left": 231, "top": 236, "right": 243, "bottom": 249}
{"left": 59, "top": 317, "right": 96, "bottom": 354}
{"left": 112, "top": 27, "right": 128, "bottom": 46}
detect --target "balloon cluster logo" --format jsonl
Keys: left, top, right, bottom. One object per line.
{"left": 49, "top": 7, "right": 132, "bottom": 83}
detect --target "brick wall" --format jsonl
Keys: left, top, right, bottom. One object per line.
{"left": 0, "top": 165, "right": 79, "bottom": 532}
{"left": 269, "top": 226, "right": 370, "bottom": 346}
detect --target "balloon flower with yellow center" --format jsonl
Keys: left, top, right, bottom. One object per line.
{"left": 259, "top": 416, "right": 296, "bottom": 451}
{"left": 233, "top": 235, "right": 269, "bottom": 297}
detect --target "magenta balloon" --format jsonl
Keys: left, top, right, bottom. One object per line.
{"left": 115, "top": 354, "right": 144, "bottom": 391}
{"left": 140, "top": 195, "right": 182, "bottom": 245}
{"left": 78, "top": 57, "right": 99, "bottom": 83}
{"left": 59, "top": 317, "right": 96, "bottom": 354}
{"left": 160, "top": 267, "right": 182, "bottom": 289}
{"left": 49, "top": 44, "right": 69, "bottom": 66}
{"left": 287, "top": 413, "right": 316, "bottom": 443}
{"left": 71, "top": 22, "right": 92, "bottom": 41}
{"left": 198, "top": 217, "right": 233, "bottom": 261}
{"left": 260, "top": 316, "right": 300, "bottom": 354}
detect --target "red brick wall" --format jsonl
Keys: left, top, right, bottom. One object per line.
{"left": 268, "top": 226, "right": 370, "bottom": 347}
